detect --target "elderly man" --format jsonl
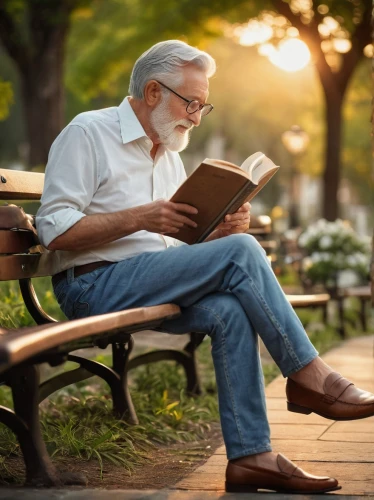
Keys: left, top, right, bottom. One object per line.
{"left": 36, "top": 40, "right": 374, "bottom": 494}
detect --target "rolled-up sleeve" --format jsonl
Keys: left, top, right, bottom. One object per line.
{"left": 36, "top": 124, "right": 99, "bottom": 248}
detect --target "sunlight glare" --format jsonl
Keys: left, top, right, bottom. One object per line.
{"left": 238, "top": 20, "right": 273, "bottom": 46}
{"left": 258, "top": 43, "right": 276, "bottom": 57}
{"left": 269, "top": 38, "right": 311, "bottom": 72}
{"left": 363, "top": 44, "right": 373, "bottom": 57}
{"left": 332, "top": 38, "right": 351, "bottom": 54}
{"left": 287, "top": 27, "right": 299, "bottom": 37}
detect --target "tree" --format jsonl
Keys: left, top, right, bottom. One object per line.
{"left": 0, "top": 0, "right": 251, "bottom": 167}
{"left": 0, "top": 0, "right": 91, "bottom": 167}
{"left": 269, "top": 0, "right": 372, "bottom": 220}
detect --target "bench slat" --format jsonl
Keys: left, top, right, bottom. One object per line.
{"left": 0, "top": 304, "right": 180, "bottom": 372}
{"left": 0, "top": 230, "right": 38, "bottom": 253}
{"left": 341, "top": 286, "right": 371, "bottom": 298}
{"left": 0, "top": 254, "right": 42, "bottom": 280}
{"left": 0, "top": 169, "right": 44, "bottom": 200}
{"left": 287, "top": 294, "right": 330, "bottom": 307}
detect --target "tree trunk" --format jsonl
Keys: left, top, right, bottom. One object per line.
{"left": 21, "top": 32, "right": 66, "bottom": 168}
{"left": 0, "top": 1, "right": 71, "bottom": 169}
{"left": 322, "top": 91, "right": 343, "bottom": 221}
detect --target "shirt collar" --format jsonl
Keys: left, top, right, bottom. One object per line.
{"left": 117, "top": 97, "right": 148, "bottom": 144}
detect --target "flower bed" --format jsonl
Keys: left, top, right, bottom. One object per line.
{"left": 298, "top": 219, "right": 371, "bottom": 288}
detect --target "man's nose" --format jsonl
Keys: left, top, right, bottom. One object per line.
{"left": 188, "top": 110, "right": 202, "bottom": 127}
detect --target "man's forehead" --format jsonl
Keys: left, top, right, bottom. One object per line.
{"left": 179, "top": 67, "right": 209, "bottom": 96}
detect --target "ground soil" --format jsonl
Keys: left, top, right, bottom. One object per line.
{"left": 0, "top": 423, "right": 223, "bottom": 489}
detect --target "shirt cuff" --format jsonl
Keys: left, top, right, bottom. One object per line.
{"left": 36, "top": 208, "right": 86, "bottom": 248}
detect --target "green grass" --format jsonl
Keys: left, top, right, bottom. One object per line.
{"left": 0, "top": 278, "right": 65, "bottom": 327}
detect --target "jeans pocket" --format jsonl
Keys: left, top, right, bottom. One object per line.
{"left": 73, "top": 301, "right": 90, "bottom": 319}
{"left": 77, "top": 265, "right": 110, "bottom": 291}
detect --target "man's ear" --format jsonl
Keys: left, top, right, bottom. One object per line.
{"left": 143, "top": 80, "right": 162, "bottom": 108}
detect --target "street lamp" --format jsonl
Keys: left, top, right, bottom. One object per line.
{"left": 281, "top": 125, "right": 309, "bottom": 228}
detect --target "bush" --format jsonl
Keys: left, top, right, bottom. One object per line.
{"left": 298, "top": 219, "right": 371, "bottom": 287}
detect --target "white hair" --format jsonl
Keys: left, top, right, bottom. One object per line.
{"left": 129, "top": 40, "right": 216, "bottom": 99}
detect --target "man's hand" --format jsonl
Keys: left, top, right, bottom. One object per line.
{"left": 205, "top": 202, "right": 251, "bottom": 241}
{"left": 134, "top": 200, "right": 198, "bottom": 235}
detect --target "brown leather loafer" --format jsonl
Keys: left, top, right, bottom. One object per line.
{"left": 287, "top": 372, "right": 374, "bottom": 420}
{"left": 225, "top": 453, "right": 340, "bottom": 493}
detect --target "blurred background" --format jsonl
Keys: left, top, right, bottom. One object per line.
{"left": 0, "top": 0, "right": 372, "bottom": 236}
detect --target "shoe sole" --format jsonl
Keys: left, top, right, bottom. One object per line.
{"left": 225, "top": 482, "right": 342, "bottom": 493}
{"left": 287, "top": 401, "right": 374, "bottom": 421}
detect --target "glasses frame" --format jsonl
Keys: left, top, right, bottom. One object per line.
{"left": 155, "top": 80, "right": 213, "bottom": 116}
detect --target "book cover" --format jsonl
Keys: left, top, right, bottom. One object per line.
{"left": 165, "top": 152, "right": 279, "bottom": 244}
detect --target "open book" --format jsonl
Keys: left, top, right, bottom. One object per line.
{"left": 165, "top": 152, "right": 279, "bottom": 244}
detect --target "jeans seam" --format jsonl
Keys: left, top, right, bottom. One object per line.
{"left": 190, "top": 303, "right": 225, "bottom": 330}
{"left": 192, "top": 302, "right": 246, "bottom": 453}
{"left": 227, "top": 260, "right": 303, "bottom": 370}
{"left": 228, "top": 443, "right": 272, "bottom": 460}
{"left": 282, "top": 352, "right": 318, "bottom": 378}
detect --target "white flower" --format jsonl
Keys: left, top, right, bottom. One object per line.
{"left": 298, "top": 233, "right": 308, "bottom": 247}
{"left": 316, "top": 219, "right": 327, "bottom": 230}
{"left": 319, "top": 235, "right": 333, "bottom": 249}
{"left": 347, "top": 255, "right": 358, "bottom": 266}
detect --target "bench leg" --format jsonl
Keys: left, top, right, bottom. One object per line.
{"left": 8, "top": 365, "right": 86, "bottom": 487}
{"left": 322, "top": 304, "right": 328, "bottom": 324}
{"left": 337, "top": 297, "right": 346, "bottom": 338}
{"left": 360, "top": 298, "right": 367, "bottom": 331}
{"left": 111, "top": 338, "right": 138, "bottom": 425}
{"left": 68, "top": 343, "right": 139, "bottom": 425}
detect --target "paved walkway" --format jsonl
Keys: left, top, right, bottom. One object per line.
{"left": 175, "top": 335, "right": 374, "bottom": 496}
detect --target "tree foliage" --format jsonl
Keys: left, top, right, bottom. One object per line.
{"left": 0, "top": 0, "right": 371, "bottom": 220}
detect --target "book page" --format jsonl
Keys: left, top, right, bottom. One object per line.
{"left": 204, "top": 158, "right": 240, "bottom": 169}
{"left": 241, "top": 152, "right": 279, "bottom": 184}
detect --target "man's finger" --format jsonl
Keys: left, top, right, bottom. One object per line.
{"left": 172, "top": 213, "right": 198, "bottom": 228}
{"left": 172, "top": 202, "right": 199, "bottom": 215}
{"left": 226, "top": 218, "right": 250, "bottom": 227}
{"left": 237, "top": 202, "right": 251, "bottom": 212}
{"left": 225, "top": 212, "right": 249, "bottom": 222}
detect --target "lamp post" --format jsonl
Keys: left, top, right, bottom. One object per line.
{"left": 281, "top": 125, "right": 309, "bottom": 228}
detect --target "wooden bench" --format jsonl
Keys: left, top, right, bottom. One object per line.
{"left": 336, "top": 285, "right": 372, "bottom": 338}
{"left": 248, "top": 215, "right": 278, "bottom": 263}
{"left": 0, "top": 167, "right": 205, "bottom": 486}
{"left": 286, "top": 293, "right": 330, "bottom": 323}
{"left": 248, "top": 217, "right": 330, "bottom": 321}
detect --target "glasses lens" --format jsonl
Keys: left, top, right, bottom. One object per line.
{"left": 187, "top": 102, "right": 214, "bottom": 116}
{"left": 186, "top": 101, "right": 200, "bottom": 114}
{"left": 201, "top": 104, "right": 213, "bottom": 116}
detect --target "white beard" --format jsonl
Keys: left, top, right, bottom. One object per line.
{"left": 150, "top": 96, "right": 194, "bottom": 152}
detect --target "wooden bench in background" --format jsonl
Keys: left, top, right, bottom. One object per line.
{"left": 336, "top": 285, "right": 372, "bottom": 338}
{"left": 248, "top": 216, "right": 330, "bottom": 324}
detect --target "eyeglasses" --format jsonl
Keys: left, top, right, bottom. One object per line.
{"left": 155, "top": 80, "right": 214, "bottom": 117}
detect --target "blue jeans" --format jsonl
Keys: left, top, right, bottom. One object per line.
{"left": 53, "top": 234, "right": 318, "bottom": 460}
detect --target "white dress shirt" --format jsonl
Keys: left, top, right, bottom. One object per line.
{"left": 36, "top": 97, "right": 187, "bottom": 274}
